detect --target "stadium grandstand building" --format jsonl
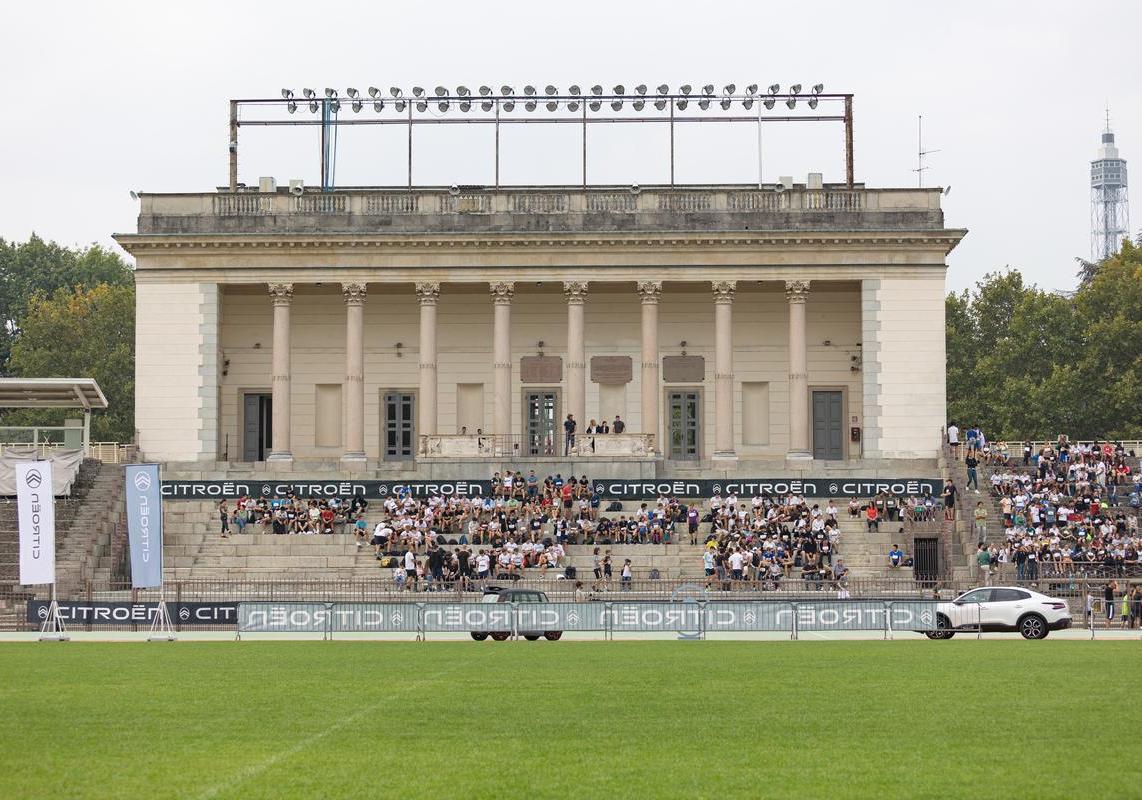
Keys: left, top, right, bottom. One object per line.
{"left": 115, "top": 184, "right": 962, "bottom": 469}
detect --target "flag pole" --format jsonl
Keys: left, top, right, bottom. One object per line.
{"left": 39, "top": 577, "right": 68, "bottom": 641}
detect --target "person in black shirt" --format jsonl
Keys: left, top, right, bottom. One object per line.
{"left": 965, "top": 453, "right": 979, "bottom": 491}
{"left": 563, "top": 414, "right": 576, "bottom": 456}
{"left": 943, "top": 480, "right": 957, "bottom": 521}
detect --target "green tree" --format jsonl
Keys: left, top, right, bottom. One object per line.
{"left": 0, "top": 234, "right": 133, "bottom": 375}
{"left": 2, "top": 284, "right": 135, "bottom": 442}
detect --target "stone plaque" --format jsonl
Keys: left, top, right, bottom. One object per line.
{"left": 520, "top": 356, "right": 563, "bottom": 384}
{"left": 662, "top": 355, "right": 705, "bottom": 383}
{"left": 590, "top": 356, "right": 632, "bottom": 384}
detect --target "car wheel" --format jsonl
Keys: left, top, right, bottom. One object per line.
{"left": 490, "top": 631, "right": 510, "bottom": 641}
{"left": 543, "top": 631, "right": 563, "bottom": 641}
{"left": 926, "top": 615, "right": 955, "bottom": 640}
{"left": 523, "top": 634, "right": 540, "bottom": 641}
{"left": 471, "top": 632, "right": 488, "bottom": 641}
{"left": 1019, "top": 614, "right": 1048, "bottom": 640}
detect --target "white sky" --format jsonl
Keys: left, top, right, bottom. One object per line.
{"left": 2, "top": 0, "right": 1139, "bottom": 291}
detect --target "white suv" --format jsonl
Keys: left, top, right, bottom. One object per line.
{"left": 926, "top": 586, "right": 1073, "bottom": 640}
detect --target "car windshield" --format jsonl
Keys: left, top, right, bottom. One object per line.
{"left": 956, "top": 589, "right": 992, "bottom": 604}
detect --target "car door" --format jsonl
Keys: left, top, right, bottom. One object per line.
{"left": 951, "top": 588, "right": 993, "bottom": 628}
{"left": 989, "top": 588, "right": 1031, "bottom": 628}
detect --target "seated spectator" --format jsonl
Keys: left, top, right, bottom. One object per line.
{"left": 888, "top": 545, "right": 903, "bottom": 568}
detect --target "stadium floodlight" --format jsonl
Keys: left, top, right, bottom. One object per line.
{"left": 767, "top": 84, "right": 780, "bottom": 95}
{"left": 657, "top": 84, "right": 669, "bottom": 95}
{"left": 785, "top": 96, "right": 796, "bottom": 109}
{"left": 351, "top": 99, "right": 362, "bottom": 112}
{"left": 479, "top": 85, "right": 492, "bottom": 96}
{"left": 635, "top": 84, "right": 647, "bottom": 95}
{"left": 723, "top": 83, "right": 736, "bottom": 95}
{"left": 588, "top": 98, "right": 601, "bottom": 111}
{"left": 457, "top": 86, "right": 471, "bottom": 97}
{"left": 373, "top": 100, "right": 383, "bottom": 112}
{"left": 789, "top": 84, "right": 802, "bottom": 95}
{"left": 412, "top": 86, "right": 425, "bottom": 97}
{"left": 308, "top": 101, "right": 319, "bottom": 112}
{"left": 808, "top": 96, "right": 818, "bottom": 109}
{"left": 591, "top": 85, "right": 603, "bottom": 95}
{"left": 545, "top": 85, "right": 558, "bottom": 111}
{"left": 763, "top": 97, "right": 776, "bottom": 110}
{"left": 746, "top": 84, "right": 758, "bottom": 95}
{"left": 394, "top": 99, "right": 406, "bottom": 112}
{"left": 611, "top": 98, "right": 623, "bottom": 110}
{"left": 742, "top": 97, "right": 754, "bottom": 110}
{"left": 438, "top": 100, "right": 449, "bottom": 112}
{"left": 720, "top": 97, "right": 732, "bottom": 110}
{"left": 524, "top": 85, "right": 537, "bottom": 96}
{"left": 287, "top": 100, "right": 297, "bottom": 113}
{"left": 500, "top": 85, "right": 513, "bottom": 96}
{"left": 547, "top": 99, "right": 559, "bottom": 111}
{"left": 324, "top": 88, "right": 337, "bottom": 98}
{"left": 329, "top": 99, "right": 341, "bottom": 112}
{"left": 434, "top": 86, "right": 447, "bottom": 97}
{"left": 676, "top": 98, "right": 688, "bottom": 110}
{"left": 702, "top": 84, "right": 714, "bottom": 96}
{"left": 525, "top": 98, "right": 537, "bottom": 111}
{"left": 679, "top": 84, "right": 692, "bottom": 95}
{"left": 389, "top": 87, "right": 403, "bottom": 98}
{"left": 545, "top": 85, "right": 557, "bottom": 95}
{"left": 346, "top": 88, "right": 359, "bottom": 99}
{"left": 654, "top": 98, "right": 667, "bottom": 110}
{"left": 281, "top": 89, "right": 294, "bottom": 99}
{"left": 368, "top": 87, "right": 380, "bottom": 98}
{"left": 302, "top": 88, "right": 316, "bottom": 99}
{"left": 698, "top": 97, "right": 710, "bottom": 110}
{"left": 569, "top": 85, "right": 581, "bottom": 95}
{"left": 416, "top": 100, "right": 428, "bottom": 111}
{"left": 633, "top": 98, "right": 645, "bottom": 110}
{"left": 503, "top": 98, "right": 515, "bottom": 111}
{"left": 812, "top": 83, "right": 824, "bottom": 94}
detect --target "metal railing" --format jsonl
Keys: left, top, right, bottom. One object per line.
{"left": 0, "top": 440, "right": 130, "bottom": 463}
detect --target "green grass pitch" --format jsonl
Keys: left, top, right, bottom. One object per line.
{"left": 0, "top": 641, "right": 1137, "bottom": 799}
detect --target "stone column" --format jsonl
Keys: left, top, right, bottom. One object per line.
{"left": 637, "top": 281, "right": 661, "bottom": 448}
{"left": 712, "top": 281, "right": 736, "bottom": 460}
{"left": 564, "top": 281, "right": 588, "bottom": 430}
{"left": 341, "top": 283, "right": 367, "bottom": 462}
{"left": 267, "top": 283, "right": 293, "bottom": 461}
{"left": 416, "top": 282, "right": 440, "bottom": 438}
{"left": 490, "top": 282, "right": 514, "bottom": 437}
{"left": 786, "top": 280, "right": 812, "bottom": 460}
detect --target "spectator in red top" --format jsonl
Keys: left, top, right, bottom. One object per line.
{"left": 560, "top": 480, "right": 575, "bottom": 520}
{"left": 866, "top": 503, "right": 879, "bottom": 532}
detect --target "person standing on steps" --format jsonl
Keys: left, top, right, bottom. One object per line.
{"left": 942, "top": 479, "right": 958, "bottom": 521}
{"left": 973, "top": 501, "right": 988, "bottom": 545}
{"left": 965, "top": 451, "right": 980, "bottom": 492}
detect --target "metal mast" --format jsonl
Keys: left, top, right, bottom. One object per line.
{"left": 1091, "top": 112, "right": 1129, "bottom": 261}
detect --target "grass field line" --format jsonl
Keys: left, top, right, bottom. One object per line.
{"left": 195, "top": 662, "right": 459, "bottom": 800}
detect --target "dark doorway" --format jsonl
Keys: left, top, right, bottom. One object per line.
{"left": 913, "top": 537, "right": 940, "bottom": 583}
{"left": 242, "top": 393, "right": 272, "bottom": 461}
{"left": 812, "top": 390, "right": 844, "bottom": 460}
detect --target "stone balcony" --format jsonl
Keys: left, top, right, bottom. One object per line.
{"left": 419, "top": 433, "right": 656, "bottom": 459}
{"left": 134, "top": 184, "right": 946, "bottom": 236}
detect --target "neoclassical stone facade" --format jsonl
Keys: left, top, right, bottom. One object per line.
{"left": 116, "top": 184, "right": 964, "bottom": 465}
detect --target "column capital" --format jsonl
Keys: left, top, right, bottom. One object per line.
{"left": 563, "top": 281, "right": 589, "bottom": 303}
{"left": 341, "top": 282, "right": 367, "bottom": 305}
{"left": 711, "top": 280, "right": 736, "bottom": 303}
{"left": 785, "top": 280, "right": 811, "bottom": 303}
{"left": 268, "top": 283, "right": 294, "bottom": 305}
{"left": 415, "top": 282, "right": 441, "bottom": 304}
{"left": 636, "top": 280, "right": 662, "bottom": 302}
{"left": 490, "top": 281, "right": 515, "bottom": 304}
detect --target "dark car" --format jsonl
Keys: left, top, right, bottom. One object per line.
{"left": 471, "top": 587, "right": 563, "bottom": 641}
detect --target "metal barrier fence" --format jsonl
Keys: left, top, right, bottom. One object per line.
{"left": 235, "top": 599, "right": 940, "bottom": 640}
{"left": 4, "top": 576, "right": 1139, "bottom": 632}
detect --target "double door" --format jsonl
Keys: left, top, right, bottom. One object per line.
{"left": 383, "top": 392, "right": 415, "bottom": 460}
{"left": 667, "top": 391, "right": 701, "bottom": 460}
{"left": 525, "top": 390, "right": 559, "bottom": 456}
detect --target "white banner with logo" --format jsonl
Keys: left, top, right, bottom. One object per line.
{"left": 17, "top": 461, "right": 55, "bottom": 586}
{"left": 125, "top": 464, "right": 164, "bottom": 589}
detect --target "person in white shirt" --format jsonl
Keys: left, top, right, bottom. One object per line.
{"left": 402, "top": 548, "right": 418, "bottom": 591}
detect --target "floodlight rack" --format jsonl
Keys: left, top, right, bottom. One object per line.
{"left": 228, "top": 89, "right": 854, "bottom": 193}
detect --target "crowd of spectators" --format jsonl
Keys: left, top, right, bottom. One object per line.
{"left": 698, "top": 492, "right": 849, "bottom": 590}
{"left": 961, "top": 434, "right": 1141, "bottom": 581}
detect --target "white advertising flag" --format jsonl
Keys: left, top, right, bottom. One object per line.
{"left": 17, "top": 460, "right": 55, "bottom": 586}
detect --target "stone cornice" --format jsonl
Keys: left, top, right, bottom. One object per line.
{"left": 114, "top": 229, "right": 967, "bottom": 257}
